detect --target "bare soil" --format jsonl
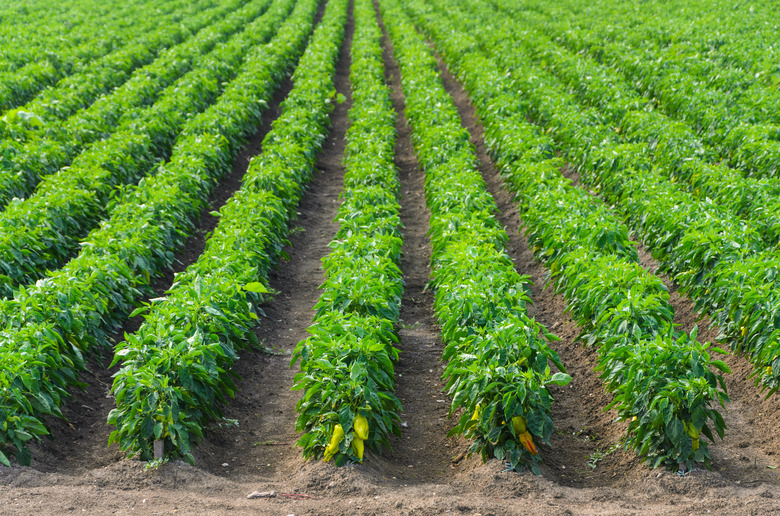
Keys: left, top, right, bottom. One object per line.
{"left": 3, "top": 4, "right": 780, "bottom": 515}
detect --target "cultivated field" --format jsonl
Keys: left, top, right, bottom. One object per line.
{"left": 2, "top": 0, "right": 780, "bottom": 513}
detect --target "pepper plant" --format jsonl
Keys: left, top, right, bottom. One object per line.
{"left": 293, "top": 0, "right": 403, "bottom": 465}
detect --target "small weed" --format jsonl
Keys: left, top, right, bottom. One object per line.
{"left": 216, "top": 418, "right": 239, "bottom": 430}
{"left": 587, "top": 449, "right": 606, "bottom": 470}
{"left": 587, "top": 442, "right": 621, "bottom": 470}
{"left": 144, "top": 457, "right": 169, "bottom": 471}
{"left": 260, "top": 346, "right": 290, "bottom": 356}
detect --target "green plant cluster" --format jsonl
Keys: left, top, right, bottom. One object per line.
{"left": 1, "top": 0, "right": 217, "bottom": 142}
{"left": 0, "top": 0, "right": 293, "bottom": 300}
{"left": 0, "top": 0, "right": 262, "bottom": 209}
{"left": 292, "top": 0, "right": 403, "bottom": 466}
{"left": 470, "top": 11, "right": 780, "bottom": 249}
{"left": 0, "top": 0, "right": 311, "bottom": 468}
{"left": 494, "top": 0, "right": 780, "bottom": 179}
{"left": 407, "top": 0, "right": 729, "bottom": 470}
{"left": 0, "top": 0, "right": 128, "bottom": 74}
{"left": 440, "top": 0, "right": 780, "bottom": 396}
{"left": 530, "top": 0, "right": 780, "bottom": 92}
{"left": 108, "top": 0, "right": 346, "bottom": 463}
{"left": 380, "top": 0, "right": 571, "bottom": 475}
{"left": 0, "top": 0, "right": 194, "bottom": 112}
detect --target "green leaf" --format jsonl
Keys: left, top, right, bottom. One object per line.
{"left": 244, "top": 282, "right": 269, "bottom": 293}
{"left": 548, "top": 372, "right": 572, "bottom": 386}
{"left": 710, "top": 360, "right": 731, "bottom": 374}
{"left": 667, "top": 418, "right": 684, "bottom": 445}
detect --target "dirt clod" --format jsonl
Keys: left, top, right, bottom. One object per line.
{"left": 247, "top": 490, "right": 276, "bottom": 499}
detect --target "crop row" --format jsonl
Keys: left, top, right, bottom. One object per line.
{"left": 0, "top": 0, "right": 262, "bottom": 210}
{"left": 0, "top": 0, "right": 197, "bottom": 113}
{"left": 0, "top": 0, "right": 292, "bottom": 300}
{"left": 445, "top": 0, "right": 780, "bottom": 396}
{"left": 109, "top": 0, "right": 347, "bottom": 463}
{"left": 406, "top": 0, "right": 730, "bottom": 469}
{"left": 380, "top": 0, "right": 572, "bottom": 473}
{"left": 292, "top": 0, "right": 403, "bottom": 466}
{"left": 0, "top": 0, "right": 314, "bottom": 468}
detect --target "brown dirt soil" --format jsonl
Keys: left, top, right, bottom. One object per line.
{"left": 4, "top": 3, "right": 780, "bottom": 515}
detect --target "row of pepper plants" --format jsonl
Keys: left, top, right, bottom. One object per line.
{"left": 379, "top": 0, "right": 572, "bottom": 474}
{"left": 0, "top": 0, "right": 318, "bottom": 468}
{"left": 465, "top": 6, "right": 780, "bottom": 250}
{"left": 0, "top": 0, "right": 256, "bottom": 209}
{"left": 407, "top": 0, "right": 730, "bottom": 470}
{"left": 446, "top": 0, "right": 780, "bottom": 397}
{"left": 108, "top": 0, "right": 347, "bottom": 463}
{"left": 292, "top": 0, "right": 403, "bottom": 466}
{"left": 0, "top": 0, "right": 294, "bottom": 300}
{"left": 0, "top": 0, "right": 195, "bottom": 113}
{"left": 492, "top": 0, "right": 780, "bottom": 180}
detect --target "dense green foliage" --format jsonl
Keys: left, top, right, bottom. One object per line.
{"left": 381, "top": 0, "right": 571, "bottom": 474}
{"left": 292, "top": 0, "right": 403, "bottom": 465}
{"left": 0, "top": 0, "right": 195, "bottom": 111}
{"left": 0, "top": 0, "right": 262, "bottom": 209}
{"left": 406, "top": 0, "right": 730, "bottom": 470}
{"left": 493, "top": 0, "right": 780, "bottom": 179}
{"left": 0, "top": 0, "right": 310, "bottom": 467}
{"left": 109, "top": 0, "right": 347, "bottom": 463}
{"left": 0, "top": 0, "right": 286, "bottom": 299}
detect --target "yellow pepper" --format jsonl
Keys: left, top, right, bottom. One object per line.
{"left": 352, "top": 437, "right": 364, "bottom": 461}
{"left": 511, "top": 416, "right": 527, "bottom": 435}
{"left": 518, "top": 431, "right": 538, "bottom": 455}
{"left": 354, "top": 415, "right": 369, "bottom": 441}
{"left": 684, "top": 422, "right": 700, "bottom": 451}
{"left": 323, "top": 424, "right": 344, "bottom": 462}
